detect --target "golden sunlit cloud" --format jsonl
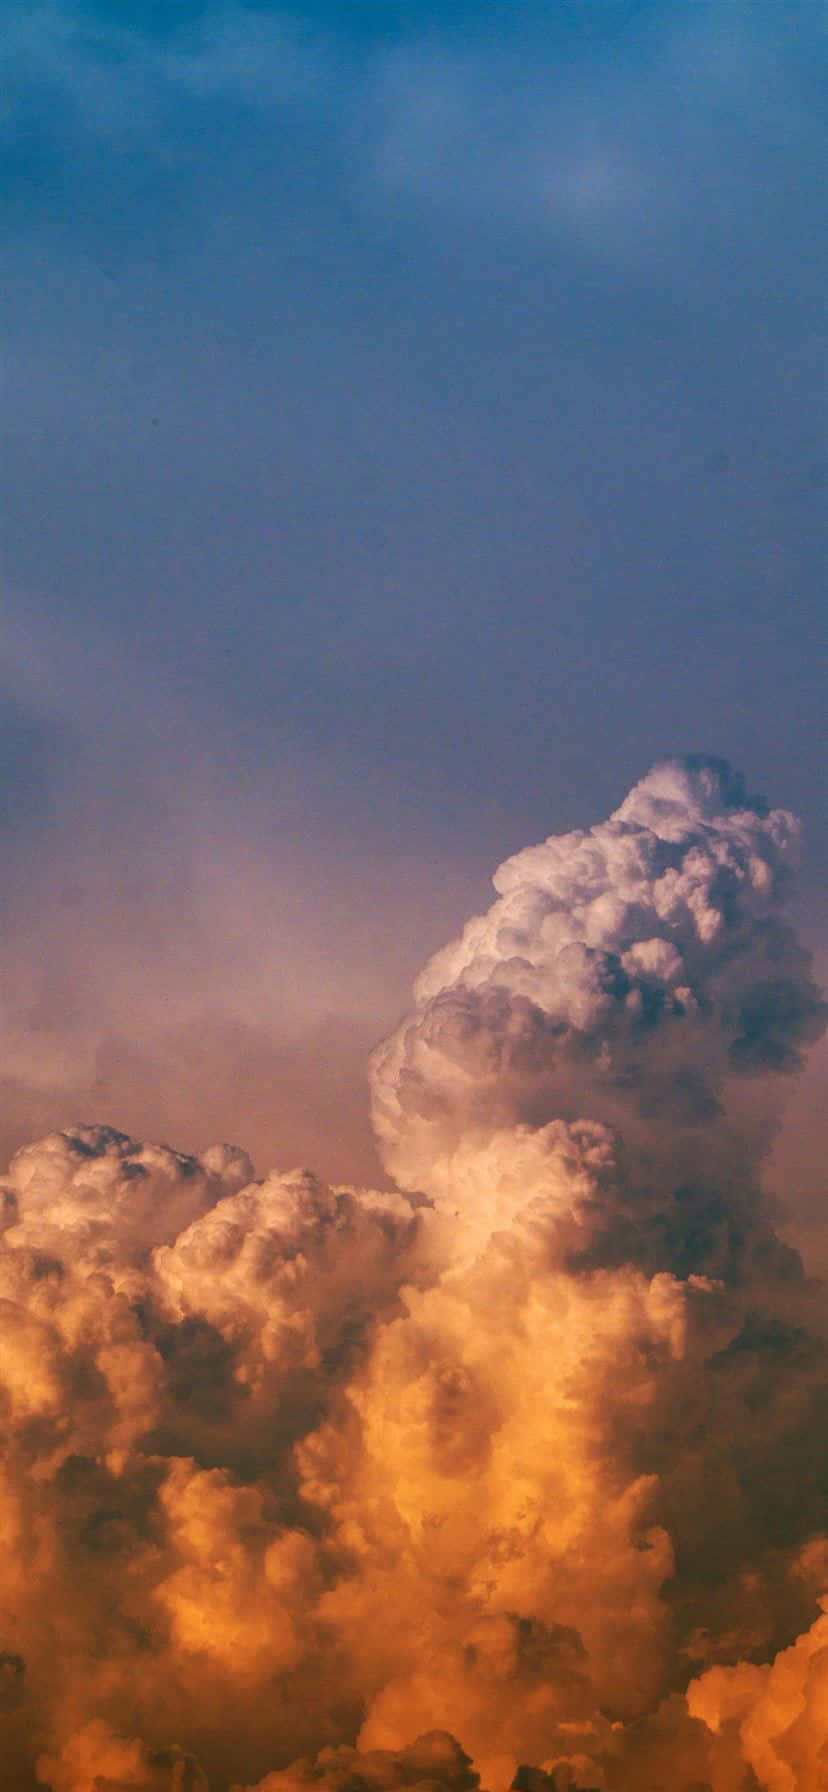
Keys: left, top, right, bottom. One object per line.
{"left": 3, "top": 759, "right": 826, "bottom": 1792}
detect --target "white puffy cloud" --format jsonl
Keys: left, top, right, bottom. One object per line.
{"left": 370, "top": 756, "right": 824, "bottom": 1274}
{"left": 1, "top": 1125, "right": 253, "bottom": 1278}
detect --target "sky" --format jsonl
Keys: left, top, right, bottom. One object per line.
{"left": 1, "top": 0, "right": 826, "bottom": 1190}
{"left": 1, "top": 4, "right": 827, "bottom": 1788}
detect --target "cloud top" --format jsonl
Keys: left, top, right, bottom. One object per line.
{"left": 371, "top": 756, "right": 823, "bottom": 1258}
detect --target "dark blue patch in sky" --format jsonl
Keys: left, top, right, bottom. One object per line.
{"left": 70, "top": 0, "right": 663, "bottom": 49}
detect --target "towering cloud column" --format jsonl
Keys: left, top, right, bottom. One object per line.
{"left": 371, "top": 755, "right": 824, "bottom": 1266}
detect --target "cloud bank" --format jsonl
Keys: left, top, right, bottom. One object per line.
{"left": 2, "top": 758, "right": 827, "bottom": 1791}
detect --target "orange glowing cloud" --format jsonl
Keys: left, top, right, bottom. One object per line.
{"left": 2, "top": 759, "right": 826, "bottom": 1792}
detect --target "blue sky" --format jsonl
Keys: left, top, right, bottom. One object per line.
{"left": 0, "top": 0, "right": 825, "bottom": 1199}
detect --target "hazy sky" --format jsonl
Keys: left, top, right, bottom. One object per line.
{"left": 1, "top": 0, "right": 825, "bottom": 1200}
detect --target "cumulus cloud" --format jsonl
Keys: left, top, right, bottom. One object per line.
{"left": 371, "top": 755, "right": 824, "bottom": 1265}
{"left": 687, "top": 1599, "right": 828, "bottom": 1792}
{"left": 235, "top": 1731, "right": 480, "bottom": 1792}
{"left": 1, "top": 758, "right": 826, "bottom": 1792}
